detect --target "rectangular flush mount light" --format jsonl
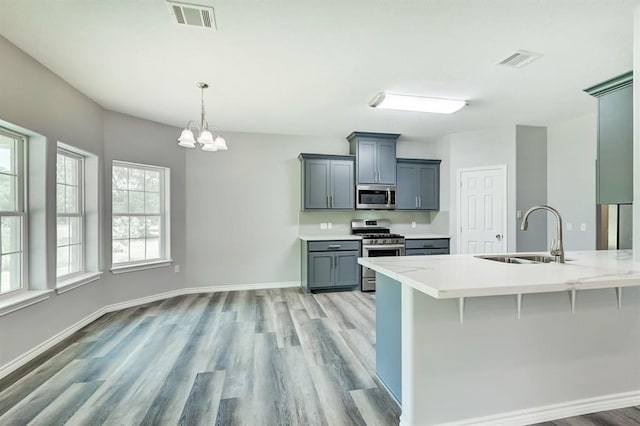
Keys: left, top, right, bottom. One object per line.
{"left": 369, "top": 92, "right": 468, "bottom": 114}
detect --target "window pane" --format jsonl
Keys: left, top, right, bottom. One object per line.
{"left": 145, "top": 192, "right": 160, "bottom": 214}
{"left": 69, "top": 244, "right": 82, "bottom": 274}
{"left": 57, "top": 216, "right": 70, "bottom": 246}
{"left": 130, "top": 239, "right": 145, "bottom": 261}
{"left": 145, "top": 170, "right": 160, "bottom": 192}
{"left": 65, "top": 156, "right": 78, "bottom": 186}
{"left": 146, "top": 239, "right": 160, "bottom": 259}
{"left": 112, "top": 190, "right": 128, "bottom": 214}
{"left": 0, "top": 174, "right": 15, "bottom": 211}
{"left": 146, "top": 216, "right": 161, "bottom": 238}
{"left": 128, "top": 191, "right": 144, "bottom": 214}
{"left": 112, "top": 239, "right": 129, "bottom": 263}
{"left": 56, "top": 154, "right": 65, "bottom": 184}
{"left": 128, "top": 168, "right": 145, "bottom": 190}
{"left": 0, "top": 137, "right": 15, "bottom": 175}
{"left": 69, "top": 216, "right": 82, "bottom": 245}
{"left": 65, "top": 186, "right": 78, "bottom": 214}
{"left": 56, "top": 184, "right": 66, "bottom": 213}
{"left": 1, "top": 252, "right": 21, "bottom": 293}
{"left": 1, "top": 216, "right": 21, "bottom": 254}
{"left": 56, "top": 246, "right": 69, "bottom": 277}
{"left": 113, "top": 166, "right": 128, "bottom": 190}
{"left": 112, "top": 216, "right": 129, "bottom": 239}
{"left": 129, "top": 216, "right": 145, "bottom": 238}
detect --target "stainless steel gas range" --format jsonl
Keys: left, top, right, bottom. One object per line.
{"left": 351, "top": 219, "right": 405, "bottom": 292}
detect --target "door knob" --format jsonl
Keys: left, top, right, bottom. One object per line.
{"left": 496, "top": 234, "right": 503, "bottom": 241}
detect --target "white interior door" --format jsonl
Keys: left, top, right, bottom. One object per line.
{"left": 458, "top": 166, "right": 507, "bottom": 254}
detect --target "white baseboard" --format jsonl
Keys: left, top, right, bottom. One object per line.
{"left": 0, "top": 280, "right": 300, "bottom": 382}
{"left": 434, "top": 390, "right": 640, "bottom": 426}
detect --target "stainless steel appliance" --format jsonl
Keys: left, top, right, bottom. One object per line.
{"left": 356, "top": 184, "right": 396, "bottom": 210}
{"left": 597, "top": 204, "right": 633, "bottom": 250}
{"left": 351, "top": 219, "right": 405, "bottom": 291}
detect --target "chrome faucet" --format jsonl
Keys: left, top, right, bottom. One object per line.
{"left": 520, "top": 205, "right": 565, "bottom": 263}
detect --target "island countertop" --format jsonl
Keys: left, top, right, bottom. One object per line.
{"left": 358, "top": 249, "right": 640, "bottom": 299}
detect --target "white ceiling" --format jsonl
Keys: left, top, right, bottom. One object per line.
{"left": 0, "top": 0, "right": 638, "bottom": 141}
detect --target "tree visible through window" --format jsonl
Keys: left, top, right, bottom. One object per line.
{"left": 56, "top": 149, "right": 84, "bottom": 278}
{"left": 0, "top": 128, "right": 24, "bottom": 295}
{"left": 112, "top": 162, "right": 166, "bottom": 265}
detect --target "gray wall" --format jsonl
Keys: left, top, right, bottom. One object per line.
{"left": 516, "top": 125, "right": 548, "bottom": 252}
{"left": 634, "top": 5, "right": 640, "bottom": 260}
{"left": 546, "top": 113, "right": 597, "bottom": 250}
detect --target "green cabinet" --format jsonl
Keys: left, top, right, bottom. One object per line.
{"left": 405, "top": 238, "right": 450, "bottom": 256}
{"left": 396, "top": 159, "right": 441, "bottom": 211}
{"left": 301, "top": 240, "right": 361, "bottom": 293}
{"left": 347, "top": 132, "right": 399, "bottom": 185}
{"left": 585, "top": 72, "right": 633, "bottom": 204}
{"left": 299, "top": 154, "right": 355, "bottom": 210}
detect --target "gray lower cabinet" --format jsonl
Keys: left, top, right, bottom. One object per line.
{"left": 302, "top": 240, "right": 361, "bottom": 292}
{"left": 405, "top": 238, "right": 450, "bottom": 256}
{"left": 347, "top": 132, "right": 399, "bottom": 185}
{"left": 299, "top": 153, "right": 355, "bottom": 210}
{"left": 396, "top": 159, "right": 441, "bottom": 210}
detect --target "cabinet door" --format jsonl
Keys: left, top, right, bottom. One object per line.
{"left": 357, "top": 140, "right": 378, "bottom": 184}
{"left": 396, "top": 163, "right": 418, "bottom": 210}
{"left": 418, "top": 164, "right": 439, "bottom": 210}
{"left": 598, "top": 85, "right": 633, "bottom": 204}
{"left": 308, "top": 252, "right": 334, "bottom": 288}
{"left": 334, "top": 251, "right": 360, "bottom": 287}
{"left": 330, "top": 160, "right": 354, "bottom": 209}
{"left": 304, "top": 159, "right": 330, "bottom": 209}
{"left": 377, "top": 140, "right": 397, "bottom": 185}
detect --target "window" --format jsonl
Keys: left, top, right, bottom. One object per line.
{"left": 112, "top": 161, "right": 169, "bottom": 267}
{"left": 56, "top": 149, "right": 84, "bottom": 279}
{"left": 0, "top": 128, "right": 25, "bottom": 296}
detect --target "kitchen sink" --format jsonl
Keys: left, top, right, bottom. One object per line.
{"left": 475, "top": 254, "right": 557, "bottom": 264}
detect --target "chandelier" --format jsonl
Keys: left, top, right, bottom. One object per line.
{"left": 177, "top": 82, "right": 228, "bottom": 151}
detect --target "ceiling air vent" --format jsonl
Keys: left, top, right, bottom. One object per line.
{"left": 498, "top": 50, "right": 543, "bottom": 68}
{"left": 167, "top": 1, "right": 217, "bottom": 30}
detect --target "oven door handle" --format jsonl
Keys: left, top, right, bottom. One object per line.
{"left": 363, "top": 244, "right": 406, "bottom": 250}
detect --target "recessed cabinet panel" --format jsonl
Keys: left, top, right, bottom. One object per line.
{"left": 308, "top": 252, "right": 334, "bottom": 287}
{"left": 377, "top": 140, "right": 397, "bottom": 184}
{"left": 305, "top": 160, "right": 330, "bottom": 209}
{"left": 334, "top": 251, "right": 359, "bottom": 286}
{"left": 419, "top": 164, "right": 439, "bottom": 210}
{"left": 396, "top": 163, "right": 418, "bottom": 209}
{"left": 357, "top": 141, "right": 378, "bottom": 184}
{"left": 330, "top": 160, "right": 355, "bottom": 209}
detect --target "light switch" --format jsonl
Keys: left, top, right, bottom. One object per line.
{"left": 320, "top": 223, "right": 327, "bottom": 230}
{"left": 411, "top": 221, "right": 417, "bottom": 228}
{"left": 580, "top": 223, "right": 587, "bottom": 232}
{"left": 327, "top": 222, "right": 332, "bottom": 229}
{"left": 566, "top": 222, "right": 573, "bottom": 231}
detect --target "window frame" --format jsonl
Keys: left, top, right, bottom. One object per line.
{"left": 0, "top": 126, "right": 27, "bottom": 298}
{"left": 111, "top": 160, "right": 170, "bottom": 269}
{"left": 56, "top": 148, "right": 85, "bottom": 281}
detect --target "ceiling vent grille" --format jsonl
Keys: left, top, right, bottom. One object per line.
{"left": 498, "top": 50, "right": 543, "bottom": 68}
{"left": 167, "top": 1, "right": 217, "bottom": 30}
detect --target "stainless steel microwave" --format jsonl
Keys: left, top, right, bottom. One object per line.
{"left": 356, "top": 184, "right": 396, "bottom": 210}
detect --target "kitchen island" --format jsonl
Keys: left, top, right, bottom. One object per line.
{"left": 360, "top": 250, "right": 640, "bottom": 426}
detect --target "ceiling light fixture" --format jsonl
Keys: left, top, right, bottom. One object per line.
{"left": 369, "top": 92, "right": 468, "bottom": 114}
{"left": 177, "top": 82, "right": 228, "bottom": 151}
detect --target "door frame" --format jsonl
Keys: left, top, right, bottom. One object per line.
{"left": 456, "top": 165, "right": 508, "bottom": 254}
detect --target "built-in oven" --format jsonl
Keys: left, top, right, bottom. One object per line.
{"left": 361, "top": 243, "right": 405, "bottom": 291}
{"left": 356, "top": 184, "right": 396, "bottom": 210}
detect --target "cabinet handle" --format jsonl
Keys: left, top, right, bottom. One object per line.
{"left": 419, "top": 196, "right": 422, "bottom": 208}
{"left": 415, "top": 196, "right": 419, "bottom": 208}
{"left": 328, "top": 244, "right": 341, "bottom": 249}
{"left": 330, "top": 194, "right": 333, "bottom": 208}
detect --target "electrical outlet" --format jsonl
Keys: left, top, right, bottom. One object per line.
{"left": 580, "top": 223, "right": 587, "bottom": 232}
{"left": 327, "top": 222, "right": 332, "bottom": 229}
{"left": 566, "top": 222, "right": 573, "bottom": 231}
{"left": 516, "top": 210, "right": 522, "bottom": 219}
{"left": 174, "top": 265, "right": 180, "bottom": 273}
{"left": 411, "top": 221, "right": 417, "bottom": 228}
{"left": 320, "top": 223, "right": 327, "bottom": 230}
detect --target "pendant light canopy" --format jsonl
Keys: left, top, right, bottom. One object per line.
{"left": 177, "top": 82, "right": 228, "bottom": 151}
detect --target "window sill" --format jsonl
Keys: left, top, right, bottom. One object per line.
{"left": 110, "top": 259, "right": 174, "bottom": 275}
{"left": 0, "top": 290, "right": 54, "bottom": 317}
{"left": 56, "top": 271, "right": 103, "bottom": 295}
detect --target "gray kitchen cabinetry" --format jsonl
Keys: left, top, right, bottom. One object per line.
{"left": 396, "top": 159, "right": 441, "bottom": 210}
{"left": 585, "top": 72, "right": 633, "bottom": 204}
{"left": 405, "top": 238, "right": 450, "bottom": 256}
{"left": 299, "top": 153, "right": 355, "bottom": 210}
{"left": 301, "top": 240, "right": 361, "bottom": 293}
{"left": 347, "top": 132, "right": 400, "bottom": 185}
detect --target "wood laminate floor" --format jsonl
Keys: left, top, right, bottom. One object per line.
{"left": 0, "top": 288, "right": 400, "bottom": 426}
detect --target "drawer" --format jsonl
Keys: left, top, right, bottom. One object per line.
{"left": 405, "top": 239, "right": 450, "bottom": 250}
{"left": 406, "top": 248, "right": 450, "bottom": 256}
{"left": 308, "top": 240, "right": 361, "bottom": 252}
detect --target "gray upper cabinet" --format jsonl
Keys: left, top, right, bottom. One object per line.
{"left": 585, "top": 72, "right": 633, "bottom": 204}
{"left": 347, "top": 132, "right": 400, "bottom": 185}
{"left": 299, "top": 153, "right": 355, "bottom": 210}
{"left": 396, "top": 159, "right": 441, "bottom": 210}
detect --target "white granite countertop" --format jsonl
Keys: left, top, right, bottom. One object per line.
{"left": 299, "top": 235, "right": 362, "bottom": 241}
{"left": 402, "top": 233, "right": 450, "bottom": 239}
{"left": 358, "top": 250, "right": 640, "bottom": 299}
